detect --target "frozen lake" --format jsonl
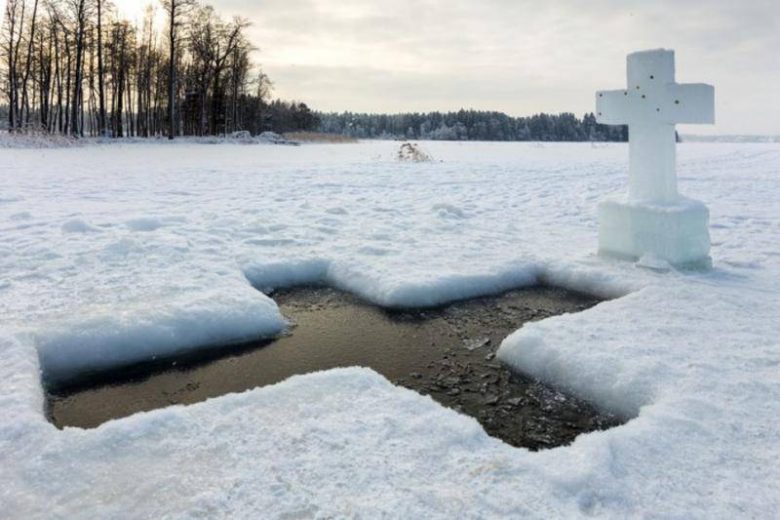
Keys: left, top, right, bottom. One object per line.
{"left": 1, "top": 140, "right": 778, "bottom": 518}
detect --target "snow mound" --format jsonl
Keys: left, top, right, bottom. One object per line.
{"left": 126, "top": 217, "right": 165, "bottom": 232}
{"left": 61, "top": 218, "right": 101, "bottom": 233}
{"left": 0, "top": 133, "right": 83, "bottom": 149}
{"left": 433, "top": 203, "right": 467, "bottom": 219}
{"left": 397, "top": 142, "right": 434, "bottom": 162}
{"left": 257, "top": 131, "right": 298, "bottom": 145}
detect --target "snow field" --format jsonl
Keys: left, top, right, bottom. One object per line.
{"left": 0, "top": 140, "right": 779, "bottom": 518}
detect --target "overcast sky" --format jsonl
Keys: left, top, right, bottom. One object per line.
{"left": 11, "top": 0, "right": 780, "bottom": 134}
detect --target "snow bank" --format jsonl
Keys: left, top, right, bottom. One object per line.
{"left": 0, "top": 141, "right": 779, "bottom": 518}
{"left": 0, "top": 335, "right": 46, "bottom": 438}
{"left": 243, "top": 258, "right": 330, "bottom": 292}
{"left": 36, "top": 286, "right": 285, "bottom": 386}
{"left": 0, "top": 133, "right": 302, "bottom": 151}
{"left": 328, "top": 260, "right": 542, "bottom": 308}
{"left": 0, "top": 133, "right": 83, "bottom": 149}
{"left": 245, "top": 259, "right": 553, "bottom": 309}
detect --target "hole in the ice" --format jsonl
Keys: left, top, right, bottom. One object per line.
{"left": 650, "top": 75, "right": 654, "bottom": 79}
{"left": 675, "top": 100, "right": 680, "bottom": 104}
{"left": 44, "top": 286, "right": 624, "bottom": 450}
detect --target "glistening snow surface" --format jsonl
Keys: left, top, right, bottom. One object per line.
{"left": 1, "top": 141, "right": 778, "bottom": 518}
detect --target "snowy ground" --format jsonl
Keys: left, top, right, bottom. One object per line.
{"left": 0, "top": 140, "right": 778, "bottom": 518}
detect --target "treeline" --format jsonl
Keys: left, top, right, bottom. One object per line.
{"left": 1, "top": 0, "right": 318, "bottom": 138}
{"left": 318, "top": 110, "right": 628, "bottom": 142}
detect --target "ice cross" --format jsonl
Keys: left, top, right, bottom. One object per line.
{"left": 597, "top": 49, "right": 714, "bottom": 203}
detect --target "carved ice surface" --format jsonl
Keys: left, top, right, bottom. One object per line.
{"left": 598, "top": 197, "right": 711, "bottom": 267}
{"left": 596, "top": 49, "right": 715, "bottom": 268}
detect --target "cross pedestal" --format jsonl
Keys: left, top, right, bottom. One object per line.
{"left": 596, "top": 49, "right": 714, "bottom": 269}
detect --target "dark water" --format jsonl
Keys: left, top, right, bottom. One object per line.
{"left": 47, "top": 286, "right": 622, "bottom": 449}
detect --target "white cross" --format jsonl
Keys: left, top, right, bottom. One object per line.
{"left": 597, "top": 49, "right": 714, "bottom": 203}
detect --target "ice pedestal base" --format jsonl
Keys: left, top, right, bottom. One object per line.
{"left": 598, "top": 197, "right": 711, "bottom": 269}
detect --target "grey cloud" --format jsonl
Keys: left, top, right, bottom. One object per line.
{"left": 214, "top": 0, "right": 778, "bottom": 133}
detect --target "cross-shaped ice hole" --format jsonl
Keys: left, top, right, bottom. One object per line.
{"left": 596, "top": 49, "right": 714, "bottom": 203}
{"left": 45, "top": 285, "right": 624, "bottom": 450}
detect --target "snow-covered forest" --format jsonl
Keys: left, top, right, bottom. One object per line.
{"left": 318, "top": 110, "right": 629, "bottom": 142}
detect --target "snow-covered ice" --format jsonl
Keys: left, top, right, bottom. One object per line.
{"left": 1, "top": 140, "right": 778, "bottom": 518}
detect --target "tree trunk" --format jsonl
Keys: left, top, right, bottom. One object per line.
{"left": 63, "top": 29, "right": 71, "bottom": 134}
{"left": 97, "top": 0, "right": 106, "bottom": 136}
{"left": 20, "top": 0, "right": 39, "bottom": 131}
{"left": 167, "top": 2, "right": 176, "bottom": 140}
{"left": 210, "top": 71, "right": 221, "bottom": 135}
{"left": 5, "top": 2, "right": 17, "bottom": 132}
{"left": 5, "top": 0, "right": 24, "bottom": 132}
{"left": 70, "top": 0, "right": 85, "bottom": 137}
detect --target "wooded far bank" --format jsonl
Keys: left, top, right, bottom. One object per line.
{"left": 1, "top": 0, "right": 319, "bottom": 138}
{"left": 2, "top": 0, "right": 627, "bottom": 142}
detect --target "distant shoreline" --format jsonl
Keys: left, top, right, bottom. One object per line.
{"left": 681, "top": 134, "right": 780, "bottom": 143}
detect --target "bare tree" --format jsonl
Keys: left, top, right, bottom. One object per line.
{"left": 161, "top": 0, "right": 195, "bottom": 139}
{"left": 1, "top": 0, "right": 303, "bottom": 138}
{"left": 18, "top": 0, "right": 39, "bottom": 129}
{"left": 2, "top": 0, "right": 24, "bottom": 131}
{"left": 187, "top": 7, "right": 250, "bottom": 135}
{"left": 96, "top": 0, "right": 106, "bottom": 135}
{"left": 67, "top": 0, "right": 88, "bottom": 136}
{"left": 209, "top": 17, "right": 250, "bottom": 135}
